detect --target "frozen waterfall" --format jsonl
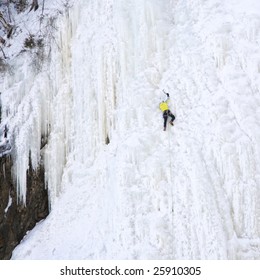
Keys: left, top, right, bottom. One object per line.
{"left": 1, "top": 0, "right": 260, "bottom": 259}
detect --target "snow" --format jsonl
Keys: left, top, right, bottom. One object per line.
{"left": 0, "top": 0, "right": 260, "bottom": 259}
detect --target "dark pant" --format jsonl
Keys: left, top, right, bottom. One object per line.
{"left": 163, "top": 110, "right": 175, "bottom": 129}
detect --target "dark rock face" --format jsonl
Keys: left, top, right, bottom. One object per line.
{"left": 0, "top": 155, "right": 49, "bottom": 259}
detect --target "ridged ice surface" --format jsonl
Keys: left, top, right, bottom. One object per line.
{"left": 3, "top": 0, "right": 260, "bottom": 259}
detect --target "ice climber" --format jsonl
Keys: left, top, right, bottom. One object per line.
{"left": 159, "top": 91, "right": 175, "bottom": 131}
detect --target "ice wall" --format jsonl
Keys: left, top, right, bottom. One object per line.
{"left": 165, "top": 0, "right": 260, "bottom": 258}
{"left": 1, "top": 5, "right": 79, "bottom": 205}
{"left": 70, "top": 0, "right": 170, "bottom": 164}
{"left": 4, "top": 0, "right": 260, "bottom": 259}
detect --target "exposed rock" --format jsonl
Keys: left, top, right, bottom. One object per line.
{"left": 0, "top": 155, "right": 48, "bottom": 259}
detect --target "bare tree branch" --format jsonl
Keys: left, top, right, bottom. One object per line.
{"left": 0, "top": 11, "right": 13, "bottom": 38}
{"left": 0, "top": 46, "right": 7, "bottom": 59}
{"left": 29, "top": 0, "right": 39, "bottom": 12}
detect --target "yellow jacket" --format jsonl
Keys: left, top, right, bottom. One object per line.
{"left": 159, "top": 99, "right": 169, "bottom": 112}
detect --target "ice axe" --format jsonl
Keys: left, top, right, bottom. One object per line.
{"left": 163, "top": 89, "right": 169, "bottom": 97}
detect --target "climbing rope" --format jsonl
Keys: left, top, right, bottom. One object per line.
{"left": 168, "top": 128, "right": 175, "bottom": 258}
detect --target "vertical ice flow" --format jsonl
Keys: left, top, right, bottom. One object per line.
{"left": 2, "top": 0, "right": 260, "bottom": 259}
